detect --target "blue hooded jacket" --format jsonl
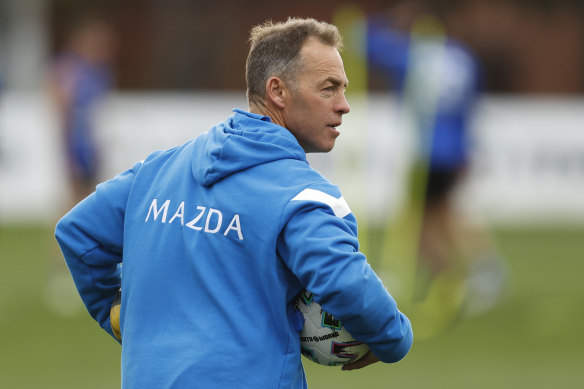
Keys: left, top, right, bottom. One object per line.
{"left": 55, "top": 109, "right": 413, "bottom": 388}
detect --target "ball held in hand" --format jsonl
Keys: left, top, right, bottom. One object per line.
{"left": 110, "top": 288, "right": 122, "bottom": 342}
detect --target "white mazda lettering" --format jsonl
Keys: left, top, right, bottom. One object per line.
{"left": 146, "top": 199, "right": 244, "bottom": 240}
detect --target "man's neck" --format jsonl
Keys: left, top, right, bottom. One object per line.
{"left": 249, "top": 100, "right": 286, "bottom": 128}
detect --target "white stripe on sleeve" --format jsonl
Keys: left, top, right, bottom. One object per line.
{"left": 291, "top": 188, "right": 351, "bottom": 218}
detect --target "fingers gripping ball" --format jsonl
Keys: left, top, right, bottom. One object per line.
{"left": 296, "top": 290, "right": 369, "bottom": 366}
{"left": 110, "top": 288, "right": 122, "bottom": 342}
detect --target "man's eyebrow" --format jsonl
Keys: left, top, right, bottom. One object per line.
{"left": 323, "top": 76, "right": 349, "bottom": 88}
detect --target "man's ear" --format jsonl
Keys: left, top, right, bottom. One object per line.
{"left": 266, "top": 77, "right": 287, "bottom": 109}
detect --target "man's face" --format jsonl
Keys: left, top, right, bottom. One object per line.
{"left": 282, "top": 38, "right": 350, "bottom": 153}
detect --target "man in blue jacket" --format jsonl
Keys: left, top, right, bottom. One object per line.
{"left": 55, "top": 17, "right": 413, "bottom": 388}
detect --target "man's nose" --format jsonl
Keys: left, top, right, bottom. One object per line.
{"left": 336, "top": 93, "right": 351, "bottom": 115}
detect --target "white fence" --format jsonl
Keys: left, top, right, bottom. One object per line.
{"left": 1, "top": 91, "right": 583, "bottom": 225}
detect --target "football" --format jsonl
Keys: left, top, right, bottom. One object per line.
{"left": 296, "top": 290, "right": 369, "bottom": 366}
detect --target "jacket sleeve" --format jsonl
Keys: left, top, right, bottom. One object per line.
{"left": 277, "top": 186, "right": 413, "bottom": 363}
{"left": 55, "top": 161, "right": 142, "bottom": 340}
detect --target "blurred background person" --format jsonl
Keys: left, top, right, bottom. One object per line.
{"left": 367, "top": 0, "right": 506, "bottom": 338}
{"left": 45, "top": 15, "right": 117, "bottom": 316}
{"left": 47, "top": 16, "right": 116, "bottom": 204}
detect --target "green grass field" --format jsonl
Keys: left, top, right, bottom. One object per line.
{"left": 1, "top": 224, "right": 583, "bottom": 388}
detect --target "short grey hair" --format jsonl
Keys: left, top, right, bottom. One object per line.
{"left": 245, "top": 18, "right": 343, "bottom": 106}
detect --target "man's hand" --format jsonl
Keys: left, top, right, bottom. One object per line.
{"left": 341, "top": 351, "right": 380, "bottom": 371}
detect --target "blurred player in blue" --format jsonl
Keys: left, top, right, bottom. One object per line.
{"left": 48, "top": 17, "right": 116, "bottom": 203}
{"left": 55, "top": 18, "right": 412, "bottom": 388}
{"left": 46, "top": 17, "right": 116, "bottom": 317}
{"left": 368, "top": 1, "right": 506, "bottom": 335}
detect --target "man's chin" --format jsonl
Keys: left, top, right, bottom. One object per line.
{"left": 312, "top": 143, "right": 335, "bottom": 153}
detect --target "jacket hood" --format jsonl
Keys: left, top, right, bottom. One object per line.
{"left": 192, "top": 109, "right": 307, "bottom": 186}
